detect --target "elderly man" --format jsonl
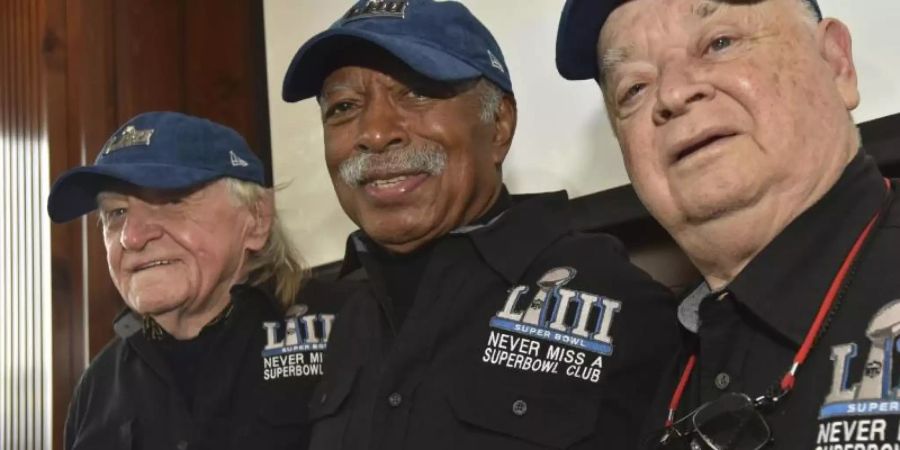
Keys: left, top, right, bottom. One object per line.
{"left": 49, "top": 112, "right": 343, "bottom": 450}
{"left": 557, "top": 0, "right": 900, "bottom": 448}
{"left": 281, "top": 0, "right": 681, "bottom": 449}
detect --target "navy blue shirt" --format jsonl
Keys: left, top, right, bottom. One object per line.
{"left": 64, "top": 281, "right": 347, "bottom": 450}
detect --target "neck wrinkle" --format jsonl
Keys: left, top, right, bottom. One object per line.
{"left": 153, "top": 263, "right": 247, "bottom": 340}
{"left": 674, "top": 147, "right": 856, "bottom": 291}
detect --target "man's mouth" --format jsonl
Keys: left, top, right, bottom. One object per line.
{"left": 367, "top": 174, "right": 416, "bottom": 189}
{"left": 673, "top": 131, "right": 737, "bottom": 163}
{"left": 362, "top": 172, "right": 430, "bottom": 200}
{"left": 133, "top": 259, "right": 175, "bottom": 272}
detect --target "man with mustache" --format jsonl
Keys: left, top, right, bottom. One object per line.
{"left": 49, "top": 112, "right": 344, "bottom": 449}
{"left": 282, "top": 0, "right": 681, "bottom": 449}
{"left": 556, "top": 0, "right": 900, "bottom": 448}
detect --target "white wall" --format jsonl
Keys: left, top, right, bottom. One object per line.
{"left": 264, "top": 0, "right": 900, "bottom": 267}
{"left": 819, "top": 0, "right": 900, "bottom": 123}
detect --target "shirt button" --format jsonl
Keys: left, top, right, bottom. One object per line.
{"left": 320, "top": 392, "right": 328, "bottom": 404}
{"left": 715, "top": 372, "right": 731, "bottom": 390}
{"left": 176, "top": 441, "right": 189, "bottom": 450}
{"left": 388, "top": 392, "right": 403, "bottom": 407}
{"left": 512, "top": 399, "right": 528, "bottom": 416}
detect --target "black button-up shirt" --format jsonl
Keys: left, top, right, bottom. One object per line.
{"left": 647, "top": 152, "right": 900, "bottom": 449}
{"left": 310, "top": 190, "right": 681, "bottom": 450}
{"left": 64, "top": 281, "right": 347, "bottom": 450}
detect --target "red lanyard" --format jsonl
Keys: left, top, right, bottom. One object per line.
{"left": 665, "top": 178, "right": 892, "bottom": 427}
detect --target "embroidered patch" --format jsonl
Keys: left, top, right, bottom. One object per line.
{"left": 481, "top": 267, "right": 621, "bottom": 383}
{"left": 341, "top": 0, "right": 407, "bottom": 23}
{"left": 818, "top": 299, "right": 900, "bottom": 447}
{"left": 102, "top": 125, "right": 154, "bottom": 155}
{"left": 261, "top": 305, "right": 334, "bottom": 380}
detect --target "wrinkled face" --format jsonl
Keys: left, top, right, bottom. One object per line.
{"left": 599, "top": 0, "right": 859, "bottom": 234}
{"left": 319, "top": 64, "right": 512, "bottom": 253}
{"left": 99, "top": 180, "right": 264, "bottom": 317}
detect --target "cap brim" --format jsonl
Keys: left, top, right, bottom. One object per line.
{"left": 556, "top": 0, "right": 621, "bottom": 81}
{"left": 47, "top": 164, "right": 223, "bottom": 223}
{"left": 282, "top": 28, "right": 483, "bottom": 102}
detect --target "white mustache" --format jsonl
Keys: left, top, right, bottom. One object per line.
{"left": 338, "top": 142, "right": 448, "bottom": 187}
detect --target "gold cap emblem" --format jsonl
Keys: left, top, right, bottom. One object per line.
{"left": 341, "top": 0, "right": 408, "bottom": 23}
{"left": 102, "top": 125, "right": 155, "bottom": 155}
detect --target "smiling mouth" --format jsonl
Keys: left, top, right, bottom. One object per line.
{"left": 366, "top": 174, "right": 421, "bottom": 189}
{"left": 360, "top": 172, "right": 431, "bottom": 202}
{"left": 674, "top": 133, "right": 737, "bottom": 163}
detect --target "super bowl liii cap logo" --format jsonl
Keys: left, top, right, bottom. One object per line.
{"left": 261, "top": 304, "right": 335, "bottom": 380}
{"left": 817, "top": 299, "right": 900, "bottom": 448}
{"left": 102, "top": 125, "right": 154, "bottom": 155}
{"left": 341, "top": 0, "right": 407, "bottom": 23}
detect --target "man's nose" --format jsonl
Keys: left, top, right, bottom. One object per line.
{"left": 119, "top": 204, "right": 163, "bottom": 251}
{"left": 354, "top": 94, "right": 409, "bottom": 153}
{"left": 652, "top": 57, "right": 715, "bottom": 124}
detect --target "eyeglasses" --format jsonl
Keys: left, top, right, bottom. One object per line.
{"left": 652, "top": 392, "right": 778, "bottom": 450}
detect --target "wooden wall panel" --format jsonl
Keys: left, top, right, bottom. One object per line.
{"left": 114, "top": 0, "right": 185, "bottom": 119}
{"left": 183, "top": 0, "right": 273, "bottom": 182}
{"left": 44, "top": 1, "right": 88, "bottom": 449}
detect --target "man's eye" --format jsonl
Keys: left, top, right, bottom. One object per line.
{"left": 707, "top": 36, "right": 733, "bottom": 53}
{"left": 619, "top": 83, "right": 646, "bottom": 105}
{"left": 404, "top": 89, "right": 431, "bottom": 101}
{"left": 324, "top": 101, "right": 355, "bottom": 119}
{"left": 101, "top": 208, "right": 127, "bottom": 225}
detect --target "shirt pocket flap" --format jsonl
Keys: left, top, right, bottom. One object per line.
{"left": 446, "top": 376, "right": 597, "bottom": 448}
{"left": 307, "top": 366, "right": 360, "bottom": 421}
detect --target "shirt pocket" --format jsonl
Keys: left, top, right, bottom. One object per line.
{"left": 445, "top": 375, "right": 597, "bottom": 449}
{"left": 306, "top": 365, "right": 360, "bottom": 450}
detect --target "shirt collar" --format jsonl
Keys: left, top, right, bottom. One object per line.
{"left": 678, "top": 282, "right": 710, "bottom": 333}
{"left": 683, "top": 151, "right": 888, "bottom": 345}
{"left": 338, "top": 187, "right": 573, "bottom": 285}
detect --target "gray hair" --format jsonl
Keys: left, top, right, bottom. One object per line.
{"left": 477, "top": 79, "right": 504, "bottom": 123}
{"left": 224, "top": 178, "right": 307, "bottom": 310}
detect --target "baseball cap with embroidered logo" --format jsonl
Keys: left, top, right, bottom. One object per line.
{"left": 47, "top": 111, "right": 265, "bottom": 223}
{"left": 555, "top": 0, "right": 823, "bottom": 82}
{"left": 281, "top": 0, "right": 514, "bottom": 102}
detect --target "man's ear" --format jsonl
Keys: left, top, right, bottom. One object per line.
{"left": 817, "top": 18, "right": 859, "bottom": 110}
{"left": 491, "top": 94, "right": 517, "bottom": 166}
{"left": 245, "top": 190, "right": 274, "bottom": 252}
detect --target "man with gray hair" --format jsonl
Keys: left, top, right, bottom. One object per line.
{"left": 557, "top": 0, "right": 900, "bottom": 448}
{"left": 282, "top": 0, "right": 682, "bottom": 449}
{"left": 50, "top": 111, "right": 343, "bottom": 450}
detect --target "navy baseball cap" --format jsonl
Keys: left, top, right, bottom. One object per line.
{"left": 47, "top": 111, "right": 265, "bottom": 223}
{"left": 282, "top": 0, "right": 512, "bottom": 102}
{"left": 556, "top": 0, "right": 822, "bottom": 81}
